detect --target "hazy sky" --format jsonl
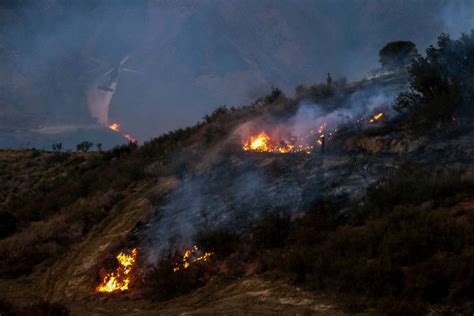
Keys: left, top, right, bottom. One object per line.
{"left": 1, "top": 0, "right": 473, "bottom": 146}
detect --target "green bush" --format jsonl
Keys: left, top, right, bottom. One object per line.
{"left": 394, "top": 31, "right": 474, "bottom": 126}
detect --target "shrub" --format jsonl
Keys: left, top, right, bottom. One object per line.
{"left": 394, "top": 31, "right": 474, "bottom": 126}
{"left": 0, "top": 211, "right": 16, "bottom": 239}
{"left": 51, "top": 143, "right": 63, "bottom": 152}
{"left": 0, "top": 299, "right": 69, "bottom": 316}
{"left": 196, "top": 228, "right": 241, "bottom": 259}
{"left": 250, "top": 214, "right": 290, "bottom": 249}
{"left": 354, "top": 164, "right": 468, "bottom": 220}
{"left": 264, "top": 86, "right": 284, "bottom": 104}
{"left": 0, "top": 298, "right": 14, "bottom": 315}
{"left": 147, "top": 252, "right": 210, "bottom": 301}
{"left": 19, "top": 301, "right": 69, "bottom": 316}
{"left": 203, "top": 106, "right": 229, "bottom": 124}
{"left": 76, "top": 141, "right": 93, "bottom": 152}
{"left": 379, "top": 41, "right": 419, "bottom": 70}
{"left": 295, "top": 84, "right": 307, "bottom": 97}
{"left": 255, "top": 165, "right": 474, "bottom": 311}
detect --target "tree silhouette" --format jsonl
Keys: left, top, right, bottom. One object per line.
{"left": 76, "top": 141, "right": 93, "bottom": 152}
{"left": 52, "top": 142, "right": 63, "bottom": 152}
{"left": 379, "top": 41, "right": 419, "bottom": 70}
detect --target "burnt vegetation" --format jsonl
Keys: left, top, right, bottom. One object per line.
{"left": 0, "top": 30, "right": 473, "bottom": 313}
{"left": 142, "top": 30, "right": 474, "bottom": 312}
{"left": 189, "top": 166, "right": 474, "bottom": 314}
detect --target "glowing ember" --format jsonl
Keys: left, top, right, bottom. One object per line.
{"left": 108, "top": 123, "right": 121, "bottom": 132}
{"left": 242, "top": 126, "right": 334, "bottom": 154}
{"left": 369, "top": 112, "right": 384, "bottom": 123}
{"left": 96, "top": 248, "right": 137, "bottom": 293}
{"left": 107, "top": 122, "right": 138, "bottom": 144}
{"left": 173, "top": 245, "right": 213, "bottom": 272}
{"left": 122, "top": 133, "right": 137, "bottom": 144}
{"left": 242, "top": 131, "right": 297, "bottom": 154}
{"left": 243, "top": 131, "right": 272, "bottom": 152}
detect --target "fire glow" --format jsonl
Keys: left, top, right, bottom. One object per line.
{"left": 96, "top": 248, "right": 137, "bottom": 293}
{"left": 242, "top": 124, "right": 330, "bottom": 154}
{"left": 173, "top": 246, "right": 213, "bottom": 272}
{"left": 107, "top": 122, "right": 137, "bottom": 144}
{"left": 369, "top": 112, "right": 384, "bottom": 123}
{"left": 242, "top": 131, "right": 295, "bottom": 153}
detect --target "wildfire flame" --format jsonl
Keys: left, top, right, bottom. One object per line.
{"left": 107, "top": 122, "right": 138, "bottom": 144}
{"left": 241, "top": 110, "right": 385, "bottom": 154}
{"left": 242, "top": 125, "right": 331, "bottom": 154}
{"left": 122, "top": 133, "right": 137, "bottom": 144}
{"left": 108, "top": 123, "right": 120, "bottom": 132}
{"left": 369, "top": 112, "right": 384, "bottom": 123}
{"left": 96, "top": 248, "right": 137, "bottom": 293}
{"left": 242, "top": 131, "right": 296, "bottom": 154}
{"left": 173, "top": 245, "right": 213, "bottom": 272}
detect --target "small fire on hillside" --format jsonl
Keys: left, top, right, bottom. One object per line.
{"left": 96, "top": 248, "right": 137, "bottom": 293}
{"left": 107, "top": 122, "right": 138, "bottom": 143}
{"left": 243, "top": 131, "right": 295, "bottom": 153}
{"left": 242, "top": 123, "right": 331, "bottom": 154}
{"left": 173, "top": 246, "right": 213, "bottom": 272}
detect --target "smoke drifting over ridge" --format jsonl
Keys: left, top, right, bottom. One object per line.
{"left": 142, "top": 76, "right": 406, "bottom": 259}
{"left": 1, "top": 0, "right": 473, "bottom": 148}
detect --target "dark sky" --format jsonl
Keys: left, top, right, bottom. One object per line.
{"left": 0, "top": 0, "right": 473, "bottom": 146}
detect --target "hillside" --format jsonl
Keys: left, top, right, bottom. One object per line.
{"left": 1, "top": 32, "right": 474, "bottom": 315}
{"left": 0, "top": 0, "right": 461, "bottom": 146}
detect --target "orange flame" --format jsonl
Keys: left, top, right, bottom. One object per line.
{"left": 96, "top": 248, "right": 137, "bottom": 293}
{"left": 369, "top": 112, "right": 384, "bottom": 123}
{"left": 242, "top": 131, "right": 295, "bottom": 154}
{"left": 108, "top": 123, "right": 121, "bottom": 132}
{"left": 107, "top": 122, "right": 138, "bottom": 144}
{"left": 243, "top": 128, "right": 331, "bottom": 154}
{"left": 243, "top": 131, "right": 272, "bottom": 152}
{"left": 173, "top": 246, "right": 213, "bottom": 272}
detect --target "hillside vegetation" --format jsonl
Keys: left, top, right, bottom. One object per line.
{"left": 0, "top": 31, "right": 473, "bottom": 315}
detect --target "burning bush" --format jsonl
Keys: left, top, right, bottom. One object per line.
{"left": 242, "top": 131, "right": 296, "bottom": 153}
{"left": 96, "top": 248, "right": 138, "bottom": 293}
{"left": 147, "top": 246, "right": 214, "bottom": 301}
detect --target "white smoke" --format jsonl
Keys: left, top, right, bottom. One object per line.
{"left": 87, "top": 77, "right": 117, "bottom": 125}
{"left": 440, "top": 1, "right": 474, "bottom": 37}
{"left": 143, "top": 166, "right": 302, "bottom": 261}
{"left": 235, "top": 83, "right": 404, "bottom": 148}
{"left": 142, "top": 81, "right": 406, "bottom": 260}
